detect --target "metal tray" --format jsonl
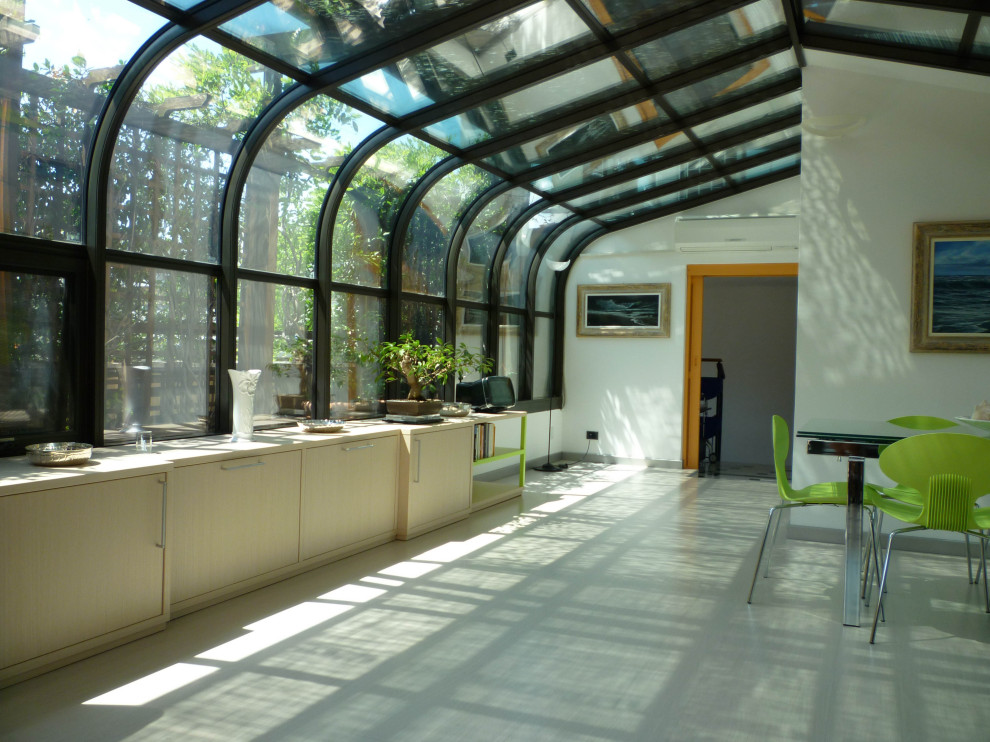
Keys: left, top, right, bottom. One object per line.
{"left": 26, "top": 442, "right": 94, "bottom": 466}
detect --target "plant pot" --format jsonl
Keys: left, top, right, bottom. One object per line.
{"left": 386, "top": 399, "right": 443, "bottom": 416}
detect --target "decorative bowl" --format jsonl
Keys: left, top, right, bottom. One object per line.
{"left": 299, "top": 419, "right": 345, "bottom": 434}
{"left": 26, "top": 442, "right": 94, "bottom": 467}
{"left": 440, "top": 402, "right": 472, "bottom": 417}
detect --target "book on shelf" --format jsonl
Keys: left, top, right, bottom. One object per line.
{"left": 473, "top": 422, "right": 495, "bottom": 460}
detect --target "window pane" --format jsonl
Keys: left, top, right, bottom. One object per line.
{"left": 0, "top": 271, "right": 72, "bottom": 439}
{"left": 711, "top": 126, "right": 800, "bottom": 165}
{"left": 483, "top": 100, "right": 667, "bottom": 175}
{"left": 455, "top": 307, "right": 489, "bottom": 382}
{"left": 220, "top": 0, "right": 490, "bottom": 74}
{"left": 801, "top": 0, "right": 966, "bottom": 52}
{"left": 630, "top": 1, "right": 785, "bottom": 81}
{"left": 535, "top": 221, "right": 598, "bottom": 312}
{"left": 691, "top": 91, "right": 802, "bottom": 142}
{"left": 730, "top": 153, "right": 800, "bottom": 185}
{"left": 105, "top": 264, "right": 215, "bottom": 444}
{"left": 498, "top": 311, "right": 523, "bottom": 393}
{"left": 456, "top": 188, "right": 534, "bottom": 302}
{"left": 976, "top": 18, "right": 990, "bottom": 58}
{"left": 330, "top": 292, "right": 384, "bottom": 418}
{"left": 240, "top": 99, "right": 381, "bottom": 277}
{"left": 332, "top": 135, "right": 445, "bottom": 288}
{"left": 110, "top": 39, "right": 284, "bottom": 263}
{"left": 401, "top": 301, "right": 444, "bottom": 344}
{"left": 598, "top": 178, "right": 729, "bottom": 223}
{"left": 664, "top": 51, "right": 798, "bottom": 119}
{"left": 339, "top": 0, "right": 592, "bottom": 117}
{"left": 0, "top": 0, "right": 163, "bottom": 241}
{"left": 237, "top": 280, "right": 314, "bottom": 425}
{"left": 402, "top": 165, "right": 496, "bottom": 296}
{"left": 565, "top": 157, "right": 712, "bottom": 211}
{"left": 580, "top": 0, "right": 699, "bottom": 35}
{"left": 532, "top": 316, "right": 552, "bottom": 398}
{"left": 423, "top": 57, "right": 637, "bottom": 149}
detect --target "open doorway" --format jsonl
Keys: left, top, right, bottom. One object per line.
{"left": 682, "top": 264, "right": 798, "bottom": 474}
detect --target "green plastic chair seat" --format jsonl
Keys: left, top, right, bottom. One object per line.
{"left": 869, "top": 432, "right": 990, "bottom": 642}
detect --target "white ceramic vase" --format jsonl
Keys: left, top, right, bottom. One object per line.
{"left": 229, "top": 369, "right": 262, "bottom": 442}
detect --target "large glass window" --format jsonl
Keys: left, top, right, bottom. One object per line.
{"left": 498, "top": 311, "right": 523, "bottom": 392}
{"left": 240, "top": 99, "right": 381, "bottom": 277}
{"left": 500, "top": 207, "right": 571, "bottom": 308}
{"left": 456, "top": 188, "right": 534, "bottom": 302}
{"left": 332, "top": 135, "right": 445, "bottom": 288}
{"left": 0, "top": 270, "right": 73, "bottom": 441}
{"left": 110, "top": 39, "right": 285, "bottom": 262}
{"left": 104, "top": 264, "right": 216, "bottom": 444}
{"left": 402, "top": 164, "right": 495, "bottom": 296}
{"left": 330, "top": 292, "right": 385, "bottom": 417}
{"left": 455, "top": 306, "right": 488, "bottom": 381}
{"left": 237, "top": 279, "right": 314, "bottom": 424}
{"left": 0, "top": 0, "right": 163, "bottom": 241}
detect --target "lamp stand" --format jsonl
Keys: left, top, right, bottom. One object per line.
{"left": 535, "top": 407, "right": 566, "bottom": 472}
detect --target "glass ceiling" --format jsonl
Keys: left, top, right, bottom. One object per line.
{"left": 46, "top": 0, "right": 982, "bottom": 246}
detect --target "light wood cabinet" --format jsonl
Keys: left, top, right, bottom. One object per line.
{"left": 0, "top": 474, "right": 168, "bottom": 680}
{"left": 396, "top": 423, "right": 474, "bottom": 539}
{"left": 169, "top": 449, "right": 301, "bottom": 610}
{"left": 300, "top": 433, "right": 398, "bottom": 561}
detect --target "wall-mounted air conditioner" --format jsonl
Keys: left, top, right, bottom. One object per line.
{"left": 674, "top": 215, "right": 798, "bottom": 253}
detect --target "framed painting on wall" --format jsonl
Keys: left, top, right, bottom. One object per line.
{"left": 577, "top": 283, "right": 671, "bottom": 337}
{"left": 911, "top": 220, "right": 990, "bottom": 352}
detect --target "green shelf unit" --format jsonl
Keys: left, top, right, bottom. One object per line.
{"left": 470, "top": 412, "right": 526, "bottom": 511}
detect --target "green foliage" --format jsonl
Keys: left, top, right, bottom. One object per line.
{"left": 373, "top": 332, "right": 492, "bottom": 401}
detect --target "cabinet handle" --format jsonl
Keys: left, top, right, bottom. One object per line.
{"left": 157, "top": 480, "right": 167, "bottom": 549}
{"left": 343, "top": 443, "right": 375, "bottom": 452}
{"left": 221, "top": 459, "right": 265, "bottom": 471}
{"left": 413, "top": 439, "right": 422, "bottom": 483}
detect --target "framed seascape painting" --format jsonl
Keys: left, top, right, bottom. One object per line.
{"left": 911, "top": 220, "right": 990, "bottom": 352}
{"left": 577, "top": 283, "right": 671, "bottom": 337}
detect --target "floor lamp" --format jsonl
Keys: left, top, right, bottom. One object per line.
{"left": 536, "top": 407, "right": 566, "bottom": 472}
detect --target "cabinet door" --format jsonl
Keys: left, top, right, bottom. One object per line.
{"left": 170, "top": 450, "right": 301, "bottom": 604}
{"left": 404, "top": 426, "right": 473, "bottom": 532}
{"left": 300, "top": 435, "right": 397, "bottom": 560}
{"left": 0, "top": 475, "right": 166, "bottom": 670}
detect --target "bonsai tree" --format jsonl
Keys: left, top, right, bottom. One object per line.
{"left": 373, "top": 332, "right": 493, "bottom": 401}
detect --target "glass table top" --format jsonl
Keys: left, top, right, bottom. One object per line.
{"left": 796, "top": 418, "right": 986, "bottom": 444}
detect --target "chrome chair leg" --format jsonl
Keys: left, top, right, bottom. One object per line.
{"left": 748, "top": 506, "right": 778, "bottom": 604}
{"left": 966, "top": 533, "right": 974, "bottom": 583}
{"left": 981, "top": 535, "right": 989, "bottom": 614}
{"left": 764, "top": 503, "right": 786, "bottom": 577}
{"left": 870, "top": 531, "right": 898, "bottom": 644}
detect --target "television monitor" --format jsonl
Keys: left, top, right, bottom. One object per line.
{"left": 456, "top": 376, "right": 515, "bottom": 412}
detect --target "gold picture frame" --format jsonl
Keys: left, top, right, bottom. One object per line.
{"left": 577, "top": 283, "right": 671, "bottom": 337}
{"left": 911, "top": 220, "right": 990, "bottom": 352}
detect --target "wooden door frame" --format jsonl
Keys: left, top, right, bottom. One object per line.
{"left": 682, "top": 263, "right": 798, "bottom": 469}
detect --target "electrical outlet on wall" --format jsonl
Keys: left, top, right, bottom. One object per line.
{"left": 586, "top": 431, "right": 599, "bottom": 440}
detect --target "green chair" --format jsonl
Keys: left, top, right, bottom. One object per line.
{"left": 869, "top": 432, "right": 990, "bottom": 643}
{"left": 747, "top": 415, "right": 878, "bottom": 603}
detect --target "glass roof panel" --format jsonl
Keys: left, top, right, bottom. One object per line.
{"left": 339, "top": 0, "right": 592, "bottom": 118}
{"left": 730, "top": 152, "right": 800, "bottom": 185}
{"left": 110, "top": 38, "right": 284, "bottom": 263}
{"left": 974, "top": 18, "right": 990, "bottom": 58}
{"left": 800, "top": 1, "right": 967, "bottom": 52}
{"left": 483, "top": 99, "right": 668, "bottom": 175}
{"left": 402, "top": 164, "right": 498, "bottom": 296}
{"left": 219, "top": 0, "right": 489, "bottom": 74}
{"left": 456, "top": 188, "right": 534, "bottom": 302}
{"left": 580, "top": 0, "right": 700, "bottom": 35}
{"left": 532, "top": 133, "right": 691, "bottom": 193}
{"left": 664, "top": 50, "right": 798, "bottom": 118}
{"left": 153, "top": 0, "right": 200, "bottom": 9}
{"left": 598, "top": 177, "right": 728, "bottom": 223}
{"left": 422, "top": 57, "right": 637, "bottom": 149}
{"left": 240, "top": 98, "right": 381, "bottom": 277}
{"left": 630, "top": 0, "right": 786, "bottom": 82}
{"left": 501, "top": 206, "right": 572, "bottom": 307}
{"left": 711, "top": 127, "right": 800, "bottom": 165}
{"left": 565, "top": 157, "right": 712, "bottom": 211}
{"left": 0, "top": 0, "right": 165, "bottom": 243}
{"left": 332, "top": 135, "right": 446, "bottom": 288}
{"left": 691, "top": 91, "right": 802, "bottom": 142}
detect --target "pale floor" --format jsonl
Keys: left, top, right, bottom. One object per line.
{"left": 2, "top": 464, "right": 990, "bottom": 741}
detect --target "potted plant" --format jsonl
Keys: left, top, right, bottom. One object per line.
{"left": 373, "top": 332, "right": 493, "bottom": 416}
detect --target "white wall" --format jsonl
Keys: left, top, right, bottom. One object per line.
{"left": 794, "top": 53, "right": 990, "bottom": 495}
{"left": 701, "top": 276, "right": 798, "bottom": 465}
{"left": 559, "top": 180, "right": 800, "bottom": 463}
